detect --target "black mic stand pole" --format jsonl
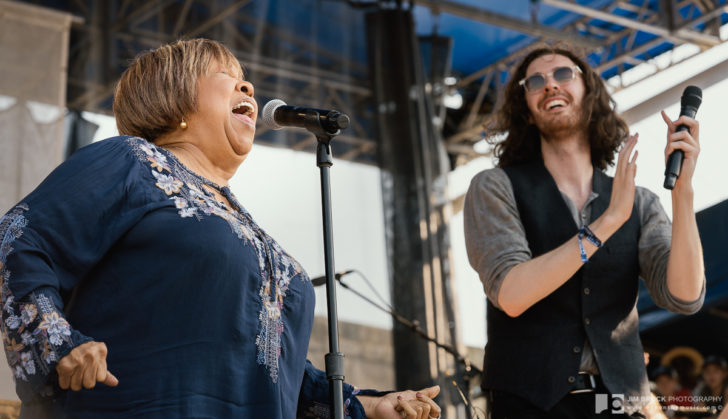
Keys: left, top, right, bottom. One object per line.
{"left": 300, "top": 110, "right": 348, "bottom": 419}
{"left": 317, "top": 136, "right": 345, "bottom": 419}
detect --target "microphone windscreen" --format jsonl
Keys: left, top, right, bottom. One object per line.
{"left": 262, "top": 99, "right": 287, "bottom": 130}
{"left": 681, "top": 85, "right": 702, "bottom": 109}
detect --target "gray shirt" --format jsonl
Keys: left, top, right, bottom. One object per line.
{"left": 464, "top": 167, "right": 705, "bottom": 374}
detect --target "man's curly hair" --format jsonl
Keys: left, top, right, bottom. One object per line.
{"left": 490, "top": 46, "right": 628, "bottom": 170}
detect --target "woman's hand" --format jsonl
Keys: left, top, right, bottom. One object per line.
{"left": 661, "top": 110, "right": 700, "bottom": 191}
{"left": 605, "top": 133, "right": 639, "bottom": 226}
{"left": 56, "top": 341, "right": 119, "bottom": 391}
{"left": 358, "top": 385, "right": 441, "bottom": 419}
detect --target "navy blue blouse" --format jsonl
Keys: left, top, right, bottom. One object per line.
{"left": 0, "top": 136, "right": 366, "bottom": 418}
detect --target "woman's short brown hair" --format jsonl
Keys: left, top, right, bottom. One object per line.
{"left": 490, "top": 44, "right": 629, "bottom": 170}
{"left": 113, "top": 38, "right": 242, "bottom": 141}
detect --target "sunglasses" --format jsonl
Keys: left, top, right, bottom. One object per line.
{"left": 518, "top": 65, "right": 582, "bottom": 93}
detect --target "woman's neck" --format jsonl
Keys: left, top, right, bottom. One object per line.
{"left": 154, "top": 137, "right": 234, "bottom": 187}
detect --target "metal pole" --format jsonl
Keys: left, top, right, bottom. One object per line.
{"left": 317, "top": 138, "right": 345, "bottom": 419}
{"left": 275, "top": 104, "right": 349, "bottom": 418}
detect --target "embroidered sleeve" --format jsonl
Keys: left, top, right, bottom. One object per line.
{"left": 0, "top": 206, "right": 92, "bottom": 401}
{"left": 0, "top": 137, "right": 153, "bottom": 401}
{"left": 296, "top": 360, "right": 367, "bottom": 419}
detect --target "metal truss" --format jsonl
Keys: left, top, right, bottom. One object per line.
{"left": 13, "top": 0, "right": 728, "bottom": 166}
{"left": 430, "top": 0, "right": 728, "bottom": 165}
{"left": 17, "top": 0, "right": 378, "bottom": 163}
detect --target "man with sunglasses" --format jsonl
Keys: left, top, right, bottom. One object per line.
{"left": 464, "top": 47, "right": 705, "bottom": 418}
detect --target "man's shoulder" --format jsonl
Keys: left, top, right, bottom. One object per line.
{"left": 467, "top": 167, "right": 518, "bottom": 206}
{"left": 471, "top": 166, "right": 508, "bottom": 187}
{"left": 594, "top": 172, "right": 663, "bottom": 205}
{"left": 634, "top": 185, "right": 667, "bottom": 222}
{"left": 634, "top": 185, "right": 660, "bottom": 201}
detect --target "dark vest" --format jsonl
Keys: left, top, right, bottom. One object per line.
{"left": 481, "top": 161, "right": 648, "bottom": 410}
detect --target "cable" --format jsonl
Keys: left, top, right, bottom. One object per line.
{"left": 335, "top": 269, "right": 485, "bottom": 415}
{"left": 335, "top": 271, "right": 483, "bottom": 378}
{"left": 445, "top": 371, "right": 484, "bottom": 419}
{"left": 348, "top": 269, "right": 393, "bottom": 311}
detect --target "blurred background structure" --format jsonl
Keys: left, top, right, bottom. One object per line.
{"left": 1, "top": 1, "right": 728, "bottom": 417}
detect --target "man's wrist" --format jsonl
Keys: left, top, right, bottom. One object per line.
{"left": 671, "top": 183, "right": 694, "bottom": 200}
{"left": 594, "top": 212, "right": 621, "bottom": 238}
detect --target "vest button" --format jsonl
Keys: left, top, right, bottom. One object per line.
{"left": 584, "top": 287, "right": 590, "bottom": 295}
{"left": 573, "top": 346, "right": 581, "bottom": 353}
{"left": 568, "top": 376, "right": 575, "bottom": 383}
{"left": 585, "top": 317, "right": 591, "bottom": 325}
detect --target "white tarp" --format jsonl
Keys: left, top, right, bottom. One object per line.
{"left": 0, "top": 0, "right": 73, "bottom": 215}
{"left": 0, "top": 0, "right": 73, "bottom": 400}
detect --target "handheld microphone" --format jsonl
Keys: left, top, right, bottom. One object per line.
{"left": 262, "top": 99, "right": 350, "bottom": 134}
{"left": 310, "top": 270, "right": 355, "bottom": 287}
{"left": 664, "top": 85, "right": 702, "bottom": 190}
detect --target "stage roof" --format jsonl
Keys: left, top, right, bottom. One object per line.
{"left": 12, "top": 0, "right": 728, "bottom": 165}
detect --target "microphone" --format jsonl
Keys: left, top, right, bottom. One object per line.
{"left": 262, "top": 99, "right": 350, "bottom": 134}
{"left": 664, "top": 85, "right": 702, "bottom": 190}
{"left": 310, "top": 270, "right": 355, "bottom": 287}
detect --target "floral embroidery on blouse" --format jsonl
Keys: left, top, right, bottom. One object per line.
{"left": 152, "top": 171, "right": 184, "bottom": 196}
{"left": 344, "top": 388, "right": 360, "bottom": 419}
{"left": 0, "top": 204, "right": 74, "bottom": 383}
{"left": 127, "top": 137, "right": 307, "bottom": 383}
{"left": 300, "top": 388, "right": 359, "bottom": 419}
{"left": 302, "top": 402, "right": 332, "bottom": 418}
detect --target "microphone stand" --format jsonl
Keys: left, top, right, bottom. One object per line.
{"left": 335, "top": 275, "right": 482, "bottom": 412}
{"left": 301, "top": 111, "right": 346, "bottom": 419}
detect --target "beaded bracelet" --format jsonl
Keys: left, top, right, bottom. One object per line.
{"left": 577, "top": 224, "right": 602, "bottom": 263}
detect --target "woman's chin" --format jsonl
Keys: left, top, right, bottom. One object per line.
{"left": 229, "top": 136, "right": 254, "bottom": 158}
{"left": 224, "top": 124, "right": 255, "bottom": 157}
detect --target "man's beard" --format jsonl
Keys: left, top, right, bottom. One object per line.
{"left": 534, "top": 102, "right": 587, "bottom": 142}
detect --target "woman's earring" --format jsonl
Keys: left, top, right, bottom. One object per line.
{"left": 180, "top": 119, "right": 188, "bottom": 129}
